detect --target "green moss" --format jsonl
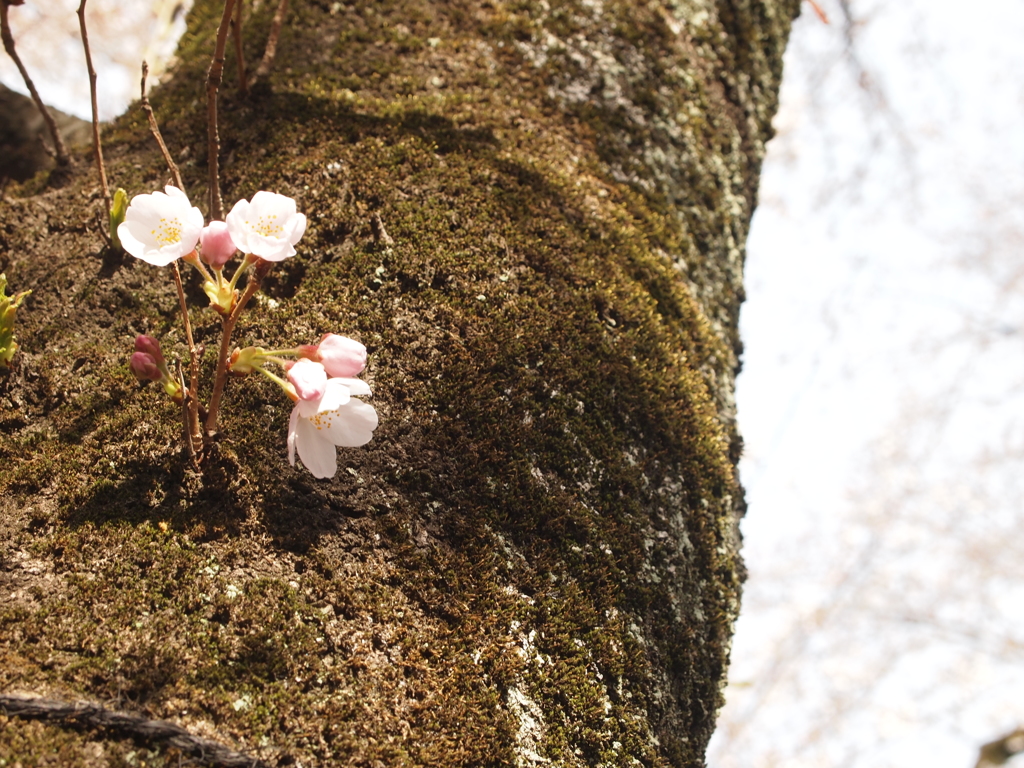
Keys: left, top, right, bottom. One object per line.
{"left": 0, "top": 0, "right": 800, "bottom": 764}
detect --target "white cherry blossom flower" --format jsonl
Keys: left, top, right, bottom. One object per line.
{"left": 226, "top": 191, "right": 307, "bottom": 261}
{"left": 117, "top": 185, "right": 205, "bottom": 266}
{"left": 287, "top": 377, "right": 378, "bottom": 478}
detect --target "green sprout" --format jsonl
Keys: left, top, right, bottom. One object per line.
{"left": 109, "top": 188, "right": 128, "bottom": 250}
{"left": 0, "top": 273, "right": 31, "bottom": 368}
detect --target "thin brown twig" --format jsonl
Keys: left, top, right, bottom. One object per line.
{"left": 172, "top": 262, "right": 204, "bottom": 461}
{"left": 204, "top": 258, "right": 271, "bottom": 436}
{"left": 232, "top": 0, "right": 247, "bottom": 96}
{"left": 0, "top": 693, "right": 273, "bottom": 768}
{"left": 207, "top": 0, "right": 238, "bottom": 222}
{"left": 77, "top": 0, "right": 111, "bottom": 245}
{"left": 0, "top": 1, "right": 71, "bottom": 167}
{"left": 248, "top": 0, "right": 289, "bottom": 89}
{"left": 139, "top": 65, "right": 202, "bottom": 459}
{"left": 140, "top": 62, "right": 184, "bottom": 191}
{"left": 806, "top": 0, "right": 829, "bottom": 24}
{"left": 976, "top": 728, "right": 1024, "bottom": 768}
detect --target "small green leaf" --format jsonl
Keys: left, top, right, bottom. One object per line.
{"left": 109, "top": 187, "right": 129, "bottom": 250}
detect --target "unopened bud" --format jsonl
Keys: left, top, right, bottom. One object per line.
{"left": 199, "top": 221, "right": 238, "bottom": 268}
{"left": 130, "top": 351, "right": 163, "bottom": 382}
{"left": 134, "top": 334, "right": 166, "bottom": 366}
{"left": 287, "top": 358, "right": 328, "bottom": 401}
{"left": 315, "top": 333, "right": 367, "bottom": 378}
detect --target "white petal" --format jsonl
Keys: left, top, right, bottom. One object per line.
{"left": 315, "top": 399, "right": 378, "bottom": 447}
{"left": 150, "top": 247, "right": 188, "bottom": 267}
{"left": 117, "top": 221, "right": 150, "bottom": 260}
{"left": 295, "top": 418, "right": 338, "bottom": 478}
{"left": 287, "top": 212, "right": 307, "bottom": 244}
{"left": 132, "top": 194, "right": 165, "bottom": 216}
{"left": 119, "top": 219, "right": 183, "bottom": 266}
{"left": 184, "top": 205, "right": 205, "bottom": 240}
{"left": 317, "top": 379, "right": 352, "bottom": 413}
{"left": 249, "top": 233, "right": 296, "bottom": 261}
{"left": 297, "top": 398, "right": 321, "bottom": 419}
{"left": 252, "top": 190, "right": 295, "bottom": 217}
{"left": 287, "top": 406, "right": 300, "bottom": 466}
{"left": 332, "top": 377, "right": 371, "bottom": 397}
{"left": 119, "top": 188, "right": 202, "bottom": 265}
{"left": 225, "top": 198, "right": 253, "bottom": 253}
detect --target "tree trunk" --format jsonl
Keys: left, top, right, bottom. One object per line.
{"left": 0, "top": 0, "right": 799, "bottom": 765}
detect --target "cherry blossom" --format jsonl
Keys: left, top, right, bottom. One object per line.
{"left": 287, "top": 377, "right": 378, "bottom": 478}
{"left": 225, "top": 191, "right": 307, "bottom": 261}
{"left": 117, "top": 186, "right": 204, "bottom": 266}
{"left": 300, "top": 333, "right": 367, "bottom": 378}
{"left": 286, "top": 358, "right": 328, "bottom": 402}
{"left": 199, "top": 221, "right": 238, "bottom": 268}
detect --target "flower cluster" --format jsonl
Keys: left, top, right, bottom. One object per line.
{"left": 121, "top": 187, "right": 377, "bottom": 477}
{"left": 225, "top": 334, "right": 377, "bottom": 478}
{"left": 283, "top": 336, "right": 378, "bottom": 479}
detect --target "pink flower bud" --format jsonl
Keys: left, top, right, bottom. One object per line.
{"left": 134, "top": 334, "right": 166, "bottom": 366}
{"left": 316, "top": 334, "right": 366, "bottom": 378}
{"left": 287, "top": 358, "right": 328, "bottom": 401}
{"left": 130, "top": 351, "right": 163, "bottom": 382}
{"left": 199, "top": 220, "right": 238, "bottom": 268}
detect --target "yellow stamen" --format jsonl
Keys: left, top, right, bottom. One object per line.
{"left": 150, "top": 216, "right": 183, "bottom": 246}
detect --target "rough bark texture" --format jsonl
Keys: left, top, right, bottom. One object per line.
{"left": 0, "top": 0, "right": 799, "bottom": 765}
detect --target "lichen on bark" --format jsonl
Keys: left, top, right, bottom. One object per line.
{"left": 0, "top": 0, "right": 800, "bottom": 765}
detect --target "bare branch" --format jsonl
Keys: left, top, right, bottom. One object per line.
{"left": 0, "top": 693, "right": 273, "bottom": 768}
{"left": 138, "top": 63, "right": 202, "bottom": 458}
{"left": 172, "top": 261, "right": 204, "bottom": 462}
{"left": 140, "top": 62, "right": 184, "bottom": 191}
{"left": 806, "top": 0, "right": 829, "bottom": 24}
{"left": 76, "top": 0, "right": 111, "bottom": 245}
{"left": 206, "top": 0, "right": 238, "bottom": 221}
{"left": 834, "top": 0, "right": 917, "bottom": 181}
{"left": 976, "top": 728, "right": 1024, "bottom": 768}
{"left": 0, "top": 0, "right": 71, "bottom": 168}
{"left": 247, "top": 0, "right": 289, "bottom": 89}
{"left": 232, "top": 0, "right": 247, "bottom": 97}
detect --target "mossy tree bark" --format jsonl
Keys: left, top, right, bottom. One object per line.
{"left": 0, "top": 0, "right": 799, "bottom": 765}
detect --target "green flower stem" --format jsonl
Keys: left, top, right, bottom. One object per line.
{"left": 258, "top": 352, "right": 300, "bottom": 364}
{"left": 227, "top": 253, "right": 256, "bottom": 294}
{"left": 255, "top": 365, "right": 293, "bottom": 397}
{"left": 204, "top": 257, "right": 272, "bottom": 439}
{"left": 182, "top": 251, "right": 214, "bottom": 285}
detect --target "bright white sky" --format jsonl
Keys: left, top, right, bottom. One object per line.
{"left": 0, "top": 0, "right": 186, "bottom": 120}
{"left": 4, "top": 1, "right": 1024, "bottom": 766}
{"left": 712, "top": 1, "right": 1024, "bottom": 766}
